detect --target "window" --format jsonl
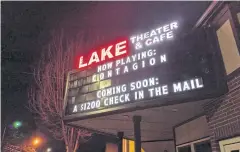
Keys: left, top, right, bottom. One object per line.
{"left": 219, "top": 137, "right": 240, "bottom": 152}
{"left": 176, "top": 138, "right": 211, "bottom": 152}
{"left": 210, "top": 2, "right": 240, "bottom": 75}
{"left": 178, "top": 146, "right": 191, "bottom": 152}
{"left": 216, "top": 19, "right": 240, "bottom": 74}
{"left": 194, "top": 141, "right": 211, "bottom": 152}
{"left": 237, "top": 13, "right": 240, "bottom": 24}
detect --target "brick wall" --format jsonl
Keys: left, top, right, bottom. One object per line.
{"left": 203, "top": 68, "right": 240, "bottom": 152}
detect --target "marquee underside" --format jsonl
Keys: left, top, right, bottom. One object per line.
{"left": 68, "top": 99, "right": 209, "bottom": 141}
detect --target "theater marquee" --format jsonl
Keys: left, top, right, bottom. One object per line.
{"left": 63, "top": 21, "right": 227, "bottom": 120}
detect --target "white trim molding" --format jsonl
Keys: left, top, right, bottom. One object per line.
{"left": 219, "top": 136, "right": 240, "bottom": 152}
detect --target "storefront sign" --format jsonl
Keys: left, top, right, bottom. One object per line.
{"left": 64, "top": 21, "right": 227, "bottom": 120}
{"left": 130, "top": 21, "right": 178, "bottom": 49}
{"left": 78, "top": 39, "right": 129, "bottom": 70}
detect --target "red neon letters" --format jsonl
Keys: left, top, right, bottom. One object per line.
{"left": 78, "top": 39, "right": 129, "bottom": 70}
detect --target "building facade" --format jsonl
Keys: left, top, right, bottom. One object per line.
{"left": 174, "top": 2, "right": 240, "bottom": 152}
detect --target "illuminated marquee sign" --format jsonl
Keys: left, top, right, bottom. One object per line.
{"left": 64, "top": 21, "right": 227, "bottom": 120}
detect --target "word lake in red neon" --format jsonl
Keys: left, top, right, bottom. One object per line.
{"left": 78, "top": 39, "right": 129, "bottom": 70}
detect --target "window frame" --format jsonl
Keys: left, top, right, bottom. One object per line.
{"left": 229, "top": 2, "right": 240, "bottom": 54}
{"left": 212, "top": 3, "right": 240, "bottom": 54}
{"left": 177, "top": 145, "right": 191, "bottom": 152}
{"left": 193, "top": 140, "right": 212, "bottom": 152}
{"left": 219, "top": 136, "right": 240, "bottom": 152}
{"left": 176, "top": 137, "right": 210, "bottom": 152}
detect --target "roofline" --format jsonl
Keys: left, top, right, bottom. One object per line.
{"left": 194, "top": 1, "right": 225, "bottom": 28}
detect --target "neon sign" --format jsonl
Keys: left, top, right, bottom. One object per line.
{"left": 78, "top": 39, "right": 129, "bottom": 70}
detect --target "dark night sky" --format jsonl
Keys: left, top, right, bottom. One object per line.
{"left": 1, "top": 1, "right": 210, "bottom": 151}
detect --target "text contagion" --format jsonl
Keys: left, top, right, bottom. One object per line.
{"left": 92, "top": 50, "right": 167, "bottom": 82}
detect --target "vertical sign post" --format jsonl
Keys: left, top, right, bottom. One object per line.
{"left": 133, "top": 116, "right": 142, "bottom": 152}
{"left": 117, "top": 132, "right": 124, "bottom": 152}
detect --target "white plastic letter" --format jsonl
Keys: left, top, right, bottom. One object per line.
{"left": 145, "top": 39, "right": 152, "bottom": 46}
{"left": 170, "top": 22, "right": 178, "bottom": 30}
{"left": 73, "top": 105, "right": 77, "bottom": 113}
{"left": 130, "top": 36, "right": 136, "bottom": 43}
